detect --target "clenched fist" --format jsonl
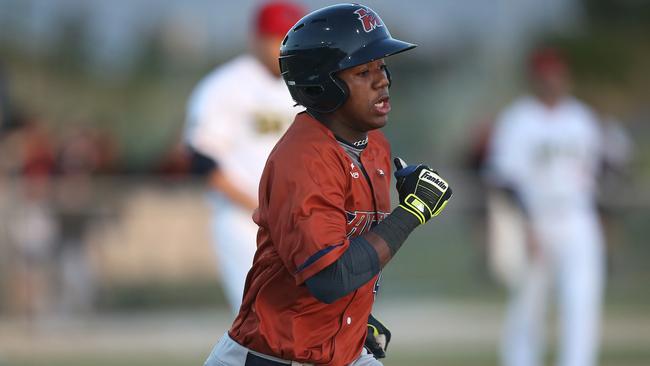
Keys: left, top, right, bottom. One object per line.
{"left": 393, "top": 157, "right": 452, "bottom": 224}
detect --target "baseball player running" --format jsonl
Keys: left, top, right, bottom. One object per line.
{"left": 184, "top": 1, "right": 306, "bottom": 314}
{"left": 486, "top": 48, "right": 605, "bottom": 366}
{"left": 203, "top": 4, "right": 452, "bottom": 366}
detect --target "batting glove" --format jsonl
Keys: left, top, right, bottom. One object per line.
{"left": 364, "top": 313, "right": 392, "bottom": 359}
{"left": 394, "top": 157, "right": 452, "bottom": 224}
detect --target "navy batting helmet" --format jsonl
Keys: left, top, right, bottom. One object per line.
{"left": 279, "top": 3, "right": 416, "bottom": 113}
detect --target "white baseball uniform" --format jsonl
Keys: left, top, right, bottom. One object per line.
{"left": 185, "top": 54, "right": 301, "bottom": 314}
{"left": 486, "top": 95, "right": 605, "bottom": 366}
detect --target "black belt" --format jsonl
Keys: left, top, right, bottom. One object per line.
{"left": 245, "top": 352, "right": 290, "bottom": 366}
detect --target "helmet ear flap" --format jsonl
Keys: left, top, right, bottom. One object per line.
{"left": 331, "top": 74, "right": 349, "bottom": 107}
{"left": 294, "top": 76, "right": 347, "bottom": 114}
{"left": 292, "top": 85, "right": 324, "bottom": 111}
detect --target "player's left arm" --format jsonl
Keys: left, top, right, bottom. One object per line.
{"left": 207, "top": 168, "right": 258, "bottom": 211}
{"left": 186, "top": 147, "right": 258, "bottom": 211}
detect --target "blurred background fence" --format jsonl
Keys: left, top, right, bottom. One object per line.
{"left": 1, "top": 171, "right": 650, "bottom": 314}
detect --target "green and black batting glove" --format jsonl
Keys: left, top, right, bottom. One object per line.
{"left": 393, "top": 157, "right": 452, "bottom": 224}
{"left": 365, "top": 313, "right": 392, "bottom": 359}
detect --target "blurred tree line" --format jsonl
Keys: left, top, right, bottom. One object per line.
{"left": 0, "top": 0, "right": 648, "bottom": 174}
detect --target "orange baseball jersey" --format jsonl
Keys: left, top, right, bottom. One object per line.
{"left": 229, "top": 112, "right": 392, "bottom": 365}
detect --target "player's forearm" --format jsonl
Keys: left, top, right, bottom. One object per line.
{"left": 208, "top": 169, "right": 257, "bottom": 211}
{"left": 489, "top": 184, "right": 529, "bottom": 219}
{"left": 305, "top": 207, "right": 419, "bottom": 304}
{"left": 365, "top": 206, "right": 420, "bottom": 267}
{"left": 305, "top": 236, "right": 380, "bottom": 304}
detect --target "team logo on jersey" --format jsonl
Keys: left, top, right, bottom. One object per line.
{"left": 354, "top": 7, "right": 383, "bottom": 33}
{"left": 346, "top": 210, "right": 390, "bottom": 237}
{"left": 350, "top": 163, "right": 360, "bottom": 179}
{"left": 254, "top": 113, "right": 286, "bottom": 135}
{"left": 420, "top": 170, "right": 448, "bottom": 191}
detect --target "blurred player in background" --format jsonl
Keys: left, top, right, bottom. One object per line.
{"left": 485, "top": 48, "right": 606, "bottom": 366}
{"left": 184, "top": 1, "right": 306, "bottom": 314}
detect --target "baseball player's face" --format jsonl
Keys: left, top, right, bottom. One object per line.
{"left": 533, "top": 68, "right": 570, "bottom": 103}
{"left": 334, "top": 59, "right": 391, "bottom": 134}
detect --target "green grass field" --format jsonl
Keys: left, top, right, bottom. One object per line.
{"left": 5, "top": 348, "right": 650, "bottom": 366}
{"left": 2, "top": 300, "right": 649, "bottom": 366}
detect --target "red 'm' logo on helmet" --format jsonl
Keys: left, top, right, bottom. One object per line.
{"left": 354, "top": 7, "right": 383, "bottom": 33}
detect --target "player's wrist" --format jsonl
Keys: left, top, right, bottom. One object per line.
{"left": 392, "top": 205, "right": 423, "bottom": 230}
{"left": 370, "top": 206, "right": 420, "bottom": 256}
{"left": 398, "top": 196, "right": 433, "bottom": 224}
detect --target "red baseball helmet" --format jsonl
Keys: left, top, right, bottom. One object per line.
{"left": 528, "top": 47, "right": 568, "bottom": 77}
{"left": 255, "top": 1, "right": 306, "bottom": 37}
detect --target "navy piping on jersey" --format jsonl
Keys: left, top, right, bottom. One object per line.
{"left": 296, "top": 243, "right": 345, "bottom": 273}
{"left": 305, "top": 236, "right": 380, "bottom": 303}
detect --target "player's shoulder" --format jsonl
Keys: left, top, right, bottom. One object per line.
{"left": 218, "top": 54, "right": 266, "bottom": 79}
{"left": 273, "top": 112, "right": 341, "bottom": 154}
{"left": 368, "top": 129, "right": 389, "bottom": 145}
{"left": 367, "top": 129, "right": 391, "bottom": 154}
{"left": 268, "top": 113, "right": 347, "bottom": 169}
{"left": 190, "top": 55, "right": 261, "bottom": 98}
{"left": 503, "top": 95, "right": 538, "bottom": 117}
{"left": 495, "top": 96, "right": 536, "bottom": 130}
{"left": 562, "top": 97, "right": 597, "bottom": 120}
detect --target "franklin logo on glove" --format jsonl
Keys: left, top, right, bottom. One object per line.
{"left": 420, "top": 170, "right": 448, "bottom": 191}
